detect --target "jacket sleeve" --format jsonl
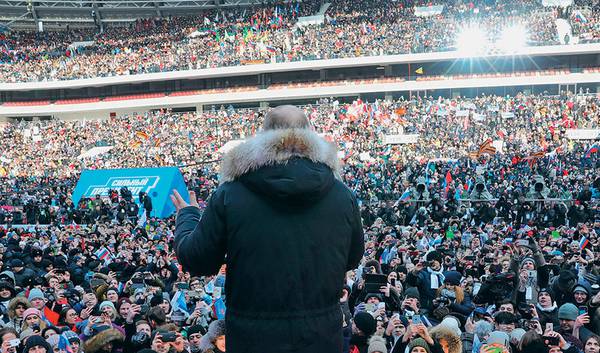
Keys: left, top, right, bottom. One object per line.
{"left": 174, "top": 189, "right": 227, "bottom": 276}
{"left": 346, "top": 195, "right": 365, "bottom": 271}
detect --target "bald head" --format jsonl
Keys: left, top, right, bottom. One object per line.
{"left": 263, "top": 105, "right": 310, "bottom": 131}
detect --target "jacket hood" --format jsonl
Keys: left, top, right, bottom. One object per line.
{"left": 220, "top": 129, "right": 341, "bottom": 204}
{"left": 8, "top": 296, "right": 30, "bottom": 319}
{"left": 83, "top": 328, "right": 125, "bottom": 353}
{"left": 219, "top": 128, "right": 340, "bottom": 183}
{"left": 429, "top": 326, "right": 462, "bottom": 353}
{"left": 199, "top": 319, "right": 225, "bottom": 352}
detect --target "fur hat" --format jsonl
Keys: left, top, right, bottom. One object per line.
{"left": 83, "top": 327, "right": 125, "bottom": 353}
{"left": 199, "top": 320, "right": 226, "bottom": 352}
{"left": 368, "top": 336, "right": 387, "bottom": 353}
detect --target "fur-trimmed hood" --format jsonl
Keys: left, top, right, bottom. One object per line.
{"left": 429, "top": 325, "right": 462, "bottom": 353}
{"left": 219, "top": 128, "right": 340, "bottom": 184}
{"left": 199, "top": 319, "right": 225, "bottom": 352}
{"left": 8, "top": 296, "right": 30, "bottom": 319}
{"left": 83, "top": 327, "right": 125, "bottom": 353}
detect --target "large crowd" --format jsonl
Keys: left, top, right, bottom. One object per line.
{"left": 1, "top": 0, "right": 597, "bottom": 83}
{"left": 0, "top": 90, "right": 596, "bottom": 353}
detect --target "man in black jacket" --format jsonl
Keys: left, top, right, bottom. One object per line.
{"left": 171, "top": 105, "right": 365, "bottom": 353}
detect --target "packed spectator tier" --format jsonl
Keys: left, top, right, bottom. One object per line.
{"left": 0, "top": 0, "right": 593, "bottom": 83}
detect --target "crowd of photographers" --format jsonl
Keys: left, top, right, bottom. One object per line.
{"left": 0, "top": 0, "right": 590, "bottom": 83}
{"left": 0, "top": 89, "right": 597, "bottom": 352}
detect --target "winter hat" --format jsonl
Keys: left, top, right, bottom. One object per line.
{"left": 83, "top": 326, "right": 125, "bottom": 353}
{"left": 99, "top": 301, "right": 116, "bottom": 312}
{"left": 408, "top": 338, "right": 431, "bottom": 353}
{"left": 573, "top": 285, "right": 589, "bottom": 295}
{"left": 404, "top": 287, "right": 421, "bottom": 301}
{"left": 538, "top": 288, "right": 555, "bottom": 301}
{"left": 186, "top": 325, "right": 207, "bottom": 337}
{"left": 199, "top": 320, "right": 226, "bottom": 352}
{"left": 354, "top": 312, "right": 377, "bottom": 336}
{"left": 23, "top": 335, "right": 52, "bottom": 353}
{"left": 487, "top": 331, "right": 510, "bottom": 347}
{"left": 46, "top": 334, "right": 60, "bottom": 348}
{"left": 23, "top": 308, "right": 41, "bottom": 320}
{"left": 368, "top": 336, "right": 388, "bottom": 353}
{"left": 0, "top": 280, "right": 15, "bottom": 296}
{"left": 62, "top": 330, "right": 80, "bottom": 343}
{"left": 28, "top": 288, "right": 44, "bottom": 301}
{"left": 134, "top": 287, "right": 146, "bottom": 297}
{"left": 438, "top": 316, "right": 462, "bottom": 336}
{"left": 520, "top": 257, "right": 536, "bottom": 269}
{"left": 558, "top": 303, "right": 579, "bottom": 321}
{"left": 444, "top": 271, "right": 462, "bottom": 286}
{"left": 365, "top": 293, "right": 383, "bottom": 302}
{"left": 0, "top": 270, "right": 16, "bottom": 285}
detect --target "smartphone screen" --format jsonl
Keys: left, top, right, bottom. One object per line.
{"left": 579, "top": 306, "right": 588, "bottom": 315}
{"left": 412, "top": 315, "right": 422, "bottom": 325}
{"left": 545, "top": 323, "right": 553, "bottom": 332}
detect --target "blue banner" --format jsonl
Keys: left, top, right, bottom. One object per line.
{"left": 71, "top": 167, "right": 189, "bottom": 218}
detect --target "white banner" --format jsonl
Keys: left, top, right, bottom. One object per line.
{"left": 297, "top": 15, "right": 325, "bottom": 27}
{"left": 501, "top": 112, "right": 515, "bottom": 119}
{"left": 565, "top": 129, "right": 600, "bottom": 140}
{"left": 492, "top": 140, "right": 504, "bottom": 154}
{"left": 542, "top": 0, "right": 572, "bottom": 6}
{"left": 455, "top": 110, "right": 469, "bottom": 117}
{"left": 384, "top": 134, "right": 419, "bottom": 145}
{"left": 414, "top": 5, "right": 444, "bottom": 17}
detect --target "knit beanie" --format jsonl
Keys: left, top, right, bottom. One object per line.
{"left": 62, "top": 330, "right": 81, "bottom": 343}
{"left": 186, "top": 325, "right": 207, "bottom": 337}
{"left": 24, "top": 335, "right": 52, "bottom": 353}
{"left": 354, "top": 312, "right": 377, "bottom": 336}
{"left": 23, "top": 308, "right": 41, "bottom": 320}
{"left": 99, "top": 300, "right": 116, "bottom": 312}
{"left": 368, "top": 336, "right": 388, "bottom": 353}
{"left": 520, "top": 257, "right": 536, "bottom": 269}
{"left": 558, "top": 303, "right": 579, "bottom": 321}
{"left": 573, "top": 285, "right": 589, "bottom": 295}
{"left": 408, "top": 338, "right": 431, "bottom": 353}
{"left": 28, "top": 288, "right": 44, "bottom": 301}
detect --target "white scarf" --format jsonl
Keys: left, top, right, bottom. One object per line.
{"left": 428, "top": 266, "right": 445, "bottom": 289}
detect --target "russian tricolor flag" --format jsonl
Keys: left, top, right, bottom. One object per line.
{"left": 585, "top": 144, "right": 599, "bottom": 158}
{"left": 580, "top": 236, "right": 589, "bottom": 250}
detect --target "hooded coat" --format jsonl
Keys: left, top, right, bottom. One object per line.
{"left": 175, "top": 128, "right": 365, "bottom": 353}
{"left": 2, "top": 296, "right": 30, "bottom": 334}
{"left": 83, "top": 327, "right": 125, "bottom": 353}
{"left": 429, "top": 326, "right": 462, "bottom": 353}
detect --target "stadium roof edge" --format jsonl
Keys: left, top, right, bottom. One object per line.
{"left": 2, "top": 43, "right": 600, "bottom": 92}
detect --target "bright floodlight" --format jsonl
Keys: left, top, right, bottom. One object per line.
{"left": 497, "top": 24, "right": 528, "bottom": 53}
{"left": 456, "top": 26, "right": 488, "bottom": 55}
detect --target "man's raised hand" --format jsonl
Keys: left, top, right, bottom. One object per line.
{"left": 170, "top": 189, "right": 199, "bottom": 212}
